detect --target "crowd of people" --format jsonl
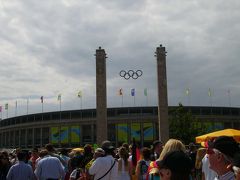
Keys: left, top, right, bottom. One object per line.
{"left": 0, "top": 136, "right": 240, "bottom": 180}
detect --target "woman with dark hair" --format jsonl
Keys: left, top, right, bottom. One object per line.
{"left": 117, "top": 147, "right": 131, "bottom": 180}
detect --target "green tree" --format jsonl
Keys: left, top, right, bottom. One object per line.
{"left": 169, "top": 103, "right": 208, "bottom": 144}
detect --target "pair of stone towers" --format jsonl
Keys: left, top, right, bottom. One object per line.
{"left": 95, "top": 45, "right": 169, "bottom": 145}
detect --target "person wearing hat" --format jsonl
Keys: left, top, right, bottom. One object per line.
{"left": 157, "top": 150, "right": 192, "bottom": 180}
{"left": 150, "top": 140, "right": 163, "bottom": 161}
{"left": 207, "top": 136, "right": 240, "bottom": 180}
{"left": 89, "top": 140, "right": 118, "bottom": 180}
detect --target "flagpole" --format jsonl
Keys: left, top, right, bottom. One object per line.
{"left": 227, "top": 90, "right": 231, "bottom": 107}
{"left": 81, "top": 97, "right": 82, "bottom": 110}
{"left": 15, "top": 101, "right": 17, "bottom": 117}
{"left": 133, "top": 96, "right": 135, "bottom": 106}
{"left": 121, "top": 95, "right": 123, "bottom": 107}
{"left": 27, "top": 99, "right": 29, "bottom": 115}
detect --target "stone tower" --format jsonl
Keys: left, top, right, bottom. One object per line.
{"left": 156, "top": 45, "right": 169, "bottom": 143}
{"left": 95, "top": 47, "right": 107, "bottom": 145}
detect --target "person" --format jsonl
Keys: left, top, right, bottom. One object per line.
{"left": 117, "top": 147, "right": 131, "bottom": 180}
{"left": 201, "top": 153, "right": 217, "bottom": 180}
{"left": 150, "top": 140, "right": 163, "bottom": 161}
{"left": 147, "top": 138, "right": 186, "bottom": 180}
{"left": 232, "top": 153, "right": 240, "bottom": 180}
{"left": 207, "top": 136, "right": 240, "bottom": 180}
{"left": 34, "top": 149, "right": 65, "bottom": 180}
{"left": 0, "top": 152, "right": 11, "bottom": 180}
{"left": 136, "top": 147, "right": 151, "bottom": 180}
{"left": 157, "top": 150, "right": 192, "bottom": 180}
{"left": 69, "top": 155, "right": 86, "bottom": 180}
{"left": 6, "top": 151, "right": 35, "bottom": 180}
{"left": 89, "top": 140, "right": 118, "bottom": 180}
{"left": 29, "top": 148, "right": 39, "bottom": 171}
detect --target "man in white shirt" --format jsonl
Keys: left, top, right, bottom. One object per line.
{"left": 7, "top": 151, "right": 35, "bottom": 180}
{"left": 34, "top": 150, "right": 65, "bottom": 180}
{"left": 89, "top": 140, "right": 118, "bottom": 180}
{"left": 207, "top": 136, "right": 240, "bottom": 180}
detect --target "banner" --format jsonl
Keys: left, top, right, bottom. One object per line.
{"left": 51, "top": 127, "right": 59, "bottom": 144}
{"left": 131, "top": 123, "right": 140, "bottom": 141}
{"left": 143, "top": 123, "right": 153, "bottom": 141}
{"left": 60, "top": 126, "right": 69, "bottom": 144}
{"left": 70, "top": 126, "right": 80, "bottom": 143}
{"left": 117, "top": 123, "right": 128, "bottom": 142}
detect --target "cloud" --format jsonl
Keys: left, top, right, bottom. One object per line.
{"left": 0, "top": 0, "right": 240, "bottom": 118}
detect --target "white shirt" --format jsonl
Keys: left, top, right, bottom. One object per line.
{"left": 6, "top": 161, "right": 35, "bottom": 180}
{"left": 202, "top": 154, "right": 217, "bottom": 180}
{"left": 34, "top": 155, "right": 65, "bottom": 180}
{"left": 89, "top": 155, "right": 118, "bottom": 180}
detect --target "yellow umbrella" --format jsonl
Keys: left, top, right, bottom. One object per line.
{"left": 72, "top": 147, "right": 84, "bottom": 153}
{"left": 196, "top": 128, "right": 240, "bottom": 143}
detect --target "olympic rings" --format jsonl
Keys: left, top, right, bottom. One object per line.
{"left": 119, "top": 70, "right": 143, "bottom": 80}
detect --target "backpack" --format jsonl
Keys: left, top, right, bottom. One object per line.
{"left": 140, "top": 160, "right": 149, "bottom": 175}
{"left": 75, "top": 168, "right": 88, "bottom": 180}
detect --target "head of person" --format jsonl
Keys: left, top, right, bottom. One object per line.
{"left": 159, "top": 139, "right": 186, "bottom": 160}
{"left": 153, "top": 140, "right": 163, "bottom": 154}
{"left": 93, "top": 148, "right": 105, "bottom": 159}
{"left": 84, "top": 144, "right": 93, "bottom": 156}
{"left": 45, "top": 143, "right": 56, "bottom": 153}
{"left": 101, "top": 140, "right": 115, "bottom": 156}
{"left": 17, "top": 151, "right": 28, "bottom": 162}
{"left": 118, "top": 147, "right": 129, "bottom": 160}
{"left": 122, "top": 143, "right": 130, "bottom": 153}
{"left": 31, "top": 148, "right": 39, "bottom": 156}
{"left": 207, "top": 136, "right": 240, "bottom": 175}
{"left": 157, "top": 150, "right": 192, "bottom": 180}
{"left": 141, "top": 147, "right": 151, "bottom": 160}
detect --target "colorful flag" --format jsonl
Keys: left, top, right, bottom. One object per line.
{"left": 5, "top": 103, "right": 8, "bottom": 110}
{"left": 77, "top": 91, "right": 82, "bottom": 98}
{"left": 40, "top": 96, "right": 43, "bottom": 103}
{"left": 186, "top": 88, "right": 190, "bottom": 96}
{"left": 144, "top": 88, "right": 147, "bottom": 96}
{"left": 0, "top": 106, "right": 2, "bottom": 112}
{"left": 131, "top": 88, "right": 135, "bottom": 96}
{"left": 119, "top": 88, "right": 123, "bottom": 96}
{"left": 208, "top": 88, "right": 212, "bottom": 97}
{"left": 57, "top": 94, "right": 61, "bottom": 101}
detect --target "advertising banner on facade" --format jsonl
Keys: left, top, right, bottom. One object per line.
{"left": 51, "top": 127, "right": 59, "bottom": 144}
{"left": 131, "top": 123, "right": 140, "bottom": 141}
{"left": 60, "top": 126, "right": 69, "bottom": 144}
{"left": 143, "top": 123, "right": 153, "bottom": 141}
{"left": 70, "top": 126, "right": 80, "bottom": 143}
{"left": 117, "top": 123, "right": 128, "bottom": 142}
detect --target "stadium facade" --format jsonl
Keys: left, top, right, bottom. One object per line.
{"left": 0, "top": 106, "right": 240, "bottom": 149}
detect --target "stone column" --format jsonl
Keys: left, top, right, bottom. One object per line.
{"left": 156, "top": 45, "right": 169, "bottom": 143}
{"left": 95, "top": 47, "right": 107, "bottom": 145}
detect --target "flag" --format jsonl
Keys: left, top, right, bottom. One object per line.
{"left": 5, "top": 103, "right": 8, "bottom": 110}
{"left": 40, "top": 96, "right": 43, "bottom": 103}
{"left": 119, "top": 88, "right": 123, "bottom": 96}
{"left": 186, "top": 88, "right": 190, "bottom": 96}
{"left": 0, "top": 106, "right": 2, "bottom": 112}
{"left": 131, "top": 88, "right": 135, "bottom": 96}
{"left": 208, "top": 88, "right": 212, "bottom": 97}
{"left": 57, "top": 94, "right": 61, "bottom": 101}
{"left": 144, "top": 88, "right": 147, "bottom": 96}
{"left": 77, "top": 91, "right": 82, "bottom": 98}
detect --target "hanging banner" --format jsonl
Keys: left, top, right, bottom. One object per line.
{"left": 70, "top": 126, "right": 80, "bottom": 143}
{"left": 60, "top": 126, "right": 69, "bottom": 144}
{"left": 51, "top": 127, "right": 59, "bottom": 144}
{"left": 143, "top": 123, "right": 153, "bottom": 141}
{"left": 131, "top": 123, "right": 140, "bottom": 141}
{"left": 117, "top": 123, "right": 128, "bottom": 142}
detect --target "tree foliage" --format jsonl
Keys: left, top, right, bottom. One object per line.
{"left": 169, "top": 103, "right": 208, "bottom": 144}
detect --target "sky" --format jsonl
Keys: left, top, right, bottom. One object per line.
{"left": 0, "top": 0, "right": 240, "bottom": 119}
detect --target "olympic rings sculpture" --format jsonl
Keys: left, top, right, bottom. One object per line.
{"left": 119, "top": 70, "right": 143, "bottom": 80}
